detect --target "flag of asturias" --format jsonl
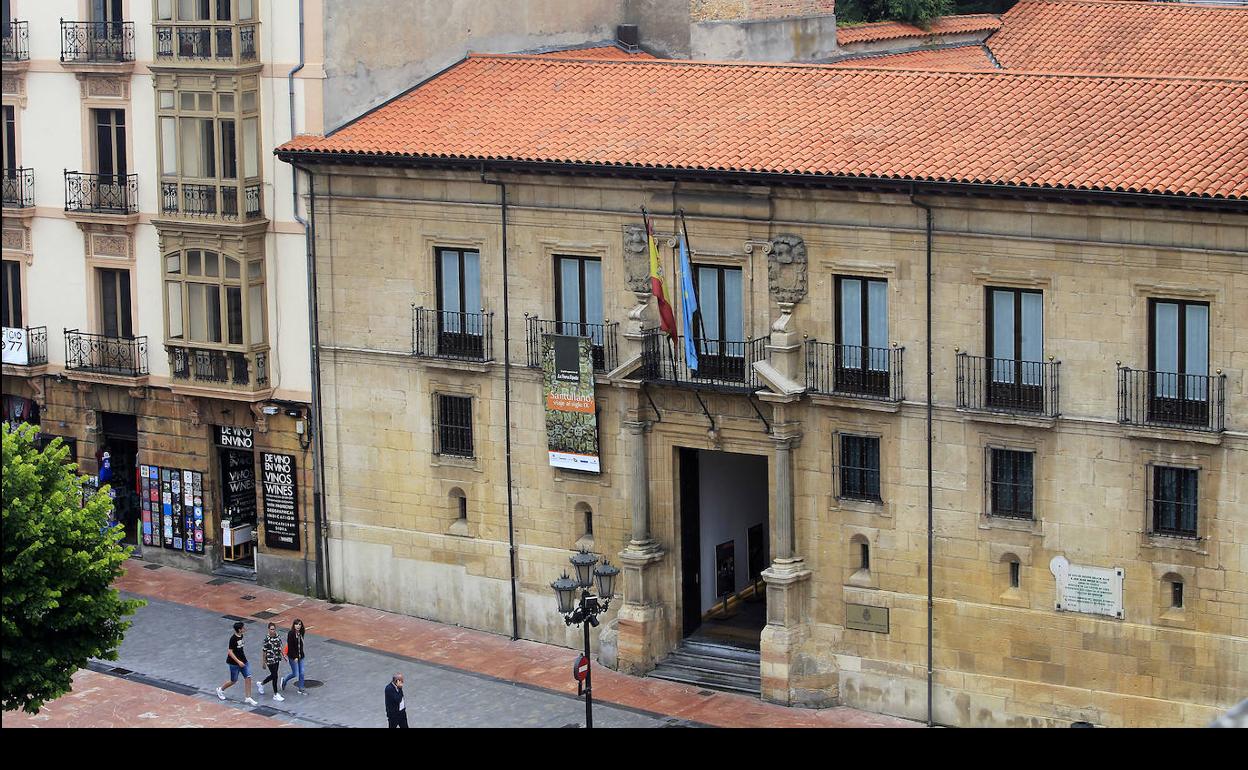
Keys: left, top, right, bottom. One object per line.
{"left": 677, "top": 224, "right": 699, "bottom": 372}
{"left": 644, "top": 209, "right": 677, "bottom": 337}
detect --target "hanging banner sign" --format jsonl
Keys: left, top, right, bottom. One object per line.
{"left": 2, "top": 327, "right": 29, "bottom": 365}
{"left": 261, "top": 452, "right": 300, "bottom": 550}
{"left": 542, "top": 334, "right": 600, "bottom": 474}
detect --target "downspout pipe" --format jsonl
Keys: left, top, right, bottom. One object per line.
{"left": 482, "top": 168, "right": 520, "bottom": 642}
{"left": 910, "top": 187, "right": 935, "bottom": 728}
{"left": 287, "top": 0, "right": 329, "bottom": 600}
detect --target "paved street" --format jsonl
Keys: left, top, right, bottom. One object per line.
{"left": 5, "top": 561, "right": 919, "bottom": 728}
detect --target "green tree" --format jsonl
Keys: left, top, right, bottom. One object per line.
{"left": 886, "top": 0, "right": 955, "bottom": 26}
{"left": 2, "top": 423, "right": 144, "bottom": 713}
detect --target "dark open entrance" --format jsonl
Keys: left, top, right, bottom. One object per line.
{"left": 679, "top": 447, "right": 769, "bottom": 649}
{"left": 99, "top": 412, "right": 139, "bottom": 545}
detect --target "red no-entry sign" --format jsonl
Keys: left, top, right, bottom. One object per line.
{"left": 573, "top": 654, "right": 590, "bottom": 682}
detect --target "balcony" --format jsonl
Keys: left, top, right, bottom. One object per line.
{"left": 161, "top": 181, "right": 264, "bottom": 222}
{"left": 412, "top": 306, "right": 494, "bottom": 363}
{"left": 957, "top": 353, "right": 1061, "bottom": 419}
{"left": 64, "top": 171, "right": 138, "bottom": 215}
{"left": 60, "top": 20, "right": 135, "bottom": 64}
{"left": 806, "top": 341, "right": 904, "bottom": 402}
{"left": 2, "top": 20, "right": 29, "bottom": 62}
{"left": 2, "top": 326, "right": 48, "bottom": 369}
{"left": 154, "top": 23, "right": 258, "bottom": 66}
{"left": 64, "top": 330, "right": 148, "bottom": 378}
{"left": 525, "top": 317, "right": 619, "bottom": 374}
{"left": 1118, "top": 367, "right": 1225, "bottom": 433}
{"left": 640, "top": 328, "right": 767, "bottom": 393}
{"left": 2, "top": 168, "right": 34, "bottom": 209}
{"left": 168, "top": 346, "right": 269, "bottom": 394}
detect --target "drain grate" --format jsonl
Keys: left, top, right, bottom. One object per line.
{"left": 221, "top": 614, "right": 255, "bottom": 624}
{"left": 327, "top": 605, "right": 344, "bottom": 612}
{"left": 301, "top": 679, "right": 325, "bottom": 689}
{"left": 206, "top": 577, "right": 232, "bottom": 586}
{"left": 143, "top": 563, "right": 163, "bottom": 570}
{"left": 252, "top": 610, "right": 278, "bottom": 620}
{"left": 110, "top": 667, "right": 133, "bottom": 676}
{"left": 240, "top": 595, "right": 257, "bottom": 601}
{"left": 250, "top": 705, "right": 280, "bottom": 717}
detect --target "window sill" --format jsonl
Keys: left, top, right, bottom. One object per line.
{"left": 958, "top": 409, "right": 1057, "bottom": 430}
{"left": 996, "top": 588, "right": 1029, "bottom": 609}
{"left": 845, "top": 569, "right": 875, "bottom": 589}
{"left": 833, "top": 496, "right": 886, "bottom": 517}
{"left": 417, "top": 356, "right": 493, "bottom": 374}
{"left": 445, "top": 518, "right": 473, "bottom": 538}
{"left": 431, "top": 454, "right": 481, "bottom": 473}
{"left": 809, "top": 393, "right": 902, "bottom": 413}
{"left": 1156, "top": 607, "right": 1194, "bottom": 629}
{"left": 1123, "top": 425, "right": 1223, "bottom": 446}
{"left": 978, "top": 515, "right": 1043, "bottom": 536}
{"left": 1141, "top": 534, "right": 1208, "bottom": 556}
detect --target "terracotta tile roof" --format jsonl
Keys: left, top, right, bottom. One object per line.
{"left": 535, "top": 44, "right": 657, "bottom": 60}
{"left": 279, "top": 56, "right": 1248, "bottom": 201}
{"left": 829, "top": 44, "right": 997, "bottom": 71}
{"left": 987, "top": 0, "right": 1248, "bottom": 79}
{"left": 836, "top": 14, "right": 1002, "bottom": 45}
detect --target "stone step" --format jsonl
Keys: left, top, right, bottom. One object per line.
{"left": 656, "top": 658, "right": 762, "bottom": 683}
{"left": 646, "top": 666, "right": 761, "bottom": 696}
{"left": 680, "top": 639, "right": 762, "bottom": 663}
{"left": 661, "top": 653, "right": 762, "bottom": 679}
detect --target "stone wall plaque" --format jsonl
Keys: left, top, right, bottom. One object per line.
{"left": 1050, "top": 556, "right": 1123, "bottom": 619}
{"left": 845, "top": 603, "right": 889, "bottom": 633}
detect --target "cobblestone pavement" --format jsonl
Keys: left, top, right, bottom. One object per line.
{"left": 8, "top": 560, "right": 920, "bottom": 728}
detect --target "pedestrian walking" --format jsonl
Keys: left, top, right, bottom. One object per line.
{"left": 384, "top": 673, "right": 408, "bottom": 728}
{"left": 216, "top": 621, "right": 258, "bottom": 705}
{"left": 258, "top": 622, "right": 285, "bottom": 702}
{"left": 281, "top": 618, "right": 307, "bottom": 694}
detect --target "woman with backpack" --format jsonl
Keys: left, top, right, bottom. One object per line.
{"left": 258, "top": 622, "right": 285, "bottom": 702}
{"left": 281, "top": 618, "right": 307, "bottom": 694}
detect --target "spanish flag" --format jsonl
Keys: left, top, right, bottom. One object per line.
{"left": 643, "top": 208, "right": 677, "bottom": 336}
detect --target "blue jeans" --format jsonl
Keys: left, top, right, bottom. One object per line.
{"left": 282, "top": 657, "right": 305, "bottom": 690}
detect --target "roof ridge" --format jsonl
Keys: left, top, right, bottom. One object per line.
{"left": 464, "top": 52, "right": 1248, "bottom": 86}
{"left": 1011, "top": 0, "right": 1248, "bottom": 10}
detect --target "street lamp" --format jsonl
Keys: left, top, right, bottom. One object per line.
{"left": 550, "top": 549, "right": 619, "bottom": 729}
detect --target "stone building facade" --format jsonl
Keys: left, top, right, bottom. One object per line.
{"left": 288, "top": 158, "right": 1246, "bottom": 726}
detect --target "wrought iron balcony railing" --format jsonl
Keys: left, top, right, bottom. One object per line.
{"left": 2, "top": 21, "right": 29, "bottom": 62}
{"left": 640, "top": 328, "right": 766, "bottom": 392}
{"left": 2, "top": 326, "right": 48, "bottom": 366}
{"left": 168, "top": 346, "right": 269, "bottom": 390}
{"left": 2, "top": 168, "right": 34, "bottom": 208}
{"left": 956, "top": 352, "right": 1061, "bottom": 418}
{"left": 806, "top": 341, "right": 904, "bottom": 401}
{"left": 65, "top": 171, "right": 138, "bottom": 214}
{"left": 525, "top": 317, "right": 618, "bottom": 373}
{"left": 155, "top": 22, "right": 257, "bottom": 64}
{"left": 64, "top": 329, "right": 148, "bottom": 377}
{"left": 60, "top": 20, "right": 135, "bottom": 63}
{"left": 412, "top": 306, "right": 494, "bottom": 363}
{"left": 1118, "top": 367, "right": 1225, "bottom": 433}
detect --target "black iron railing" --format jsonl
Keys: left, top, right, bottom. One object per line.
{"left": 239, "top": 24, "right": 257, "bottom": 61}
{"left": 412, "top": 306, "right": 493, "bottom": 362}
{"left": 168, "top": 345, "right": 268, "bottom": 389}
{"left": 65, "top": 171, "right": 138, "bottom": 214}
{"left": 65, "top": 329, "right": 148, "bottom": 377}
{"left": 244, "top": 183, "right": 262, "bottom": 219}
{"left": 640, "top": 328, "right": 766, "bottom": 392}
{"left": 525, "top": 317, "right": 618, "bottom": 373}
{"left": 806, "top": 341, "right": 903, "bottom": 401}
{"left": 155, "top": 23, "right": 257, "bottom": 63}
{"left": 2, "top": 168, "right": 34, "bottom": 208}
{"left": 957, "top": 353, "right": 1060, "bottom": 418}
{"left": 3, "top": 326, "right": 47, "bottom": 366}
{"left": 161, "top": 181, "right": 259, "bottom": 221}
{"left": 2, "top": 20, "right": 29, "bottom": 61}
{"left": 60, "top": 20, "right": 135, "bottom": 63}
{"left": 1118, "top": 367, "right": 1225, "bottom": 432}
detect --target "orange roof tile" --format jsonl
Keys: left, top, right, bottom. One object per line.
{"left": 535, "top": 44, "right": 657, "bottom": 60}
{"left": 829, "top": 44, "right": 997, "bottom": 71}
{"left": 987, "top": 0, "right": 1248, "bottom": 79}
{"left": 279, "top": 55, "right": 1248, "bottom": 201}
{"left": 836, "top": 14, "right": 1002, "bottom": 46}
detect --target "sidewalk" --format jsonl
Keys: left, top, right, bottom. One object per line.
{"left": 111, "top": 560, "right": 917, "bottom": 728}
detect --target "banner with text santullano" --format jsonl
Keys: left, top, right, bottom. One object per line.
{"left": 542, "top": 334, "right": 600, "bottom": 474}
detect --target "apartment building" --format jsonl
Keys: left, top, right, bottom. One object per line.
{"left": 278, "top": 53, "right": 1247, "bottom": 727}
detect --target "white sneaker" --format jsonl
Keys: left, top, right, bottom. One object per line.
{"left": 215, "top": 687, "right": 226, "bottom": 701}
{"left": 273, "top": 693, "right": 285, "bottom": 702}
{"left": 244, "top": 697, "right": 258, "bottom": 706}
{"left": 256, "top": 683, "right": 264, "bottom": 695}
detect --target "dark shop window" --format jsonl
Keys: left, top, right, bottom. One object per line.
{"left": 839, "top": 435, "right": 881, "bottom": 502}
{"left": 435, "top": 394, "right": 473, "bottom": 458}
{"left": 989, "top": 449, "right": 1034, "bottom": 519}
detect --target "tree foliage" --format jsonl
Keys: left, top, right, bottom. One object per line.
{"left": 838, "top": 0, "right": 1016, "bottom": 26}
{"left": 2, "top": 423, "right": 144, "bottom": 713}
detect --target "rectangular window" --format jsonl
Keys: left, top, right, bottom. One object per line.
{"left": 435, "top": 248, "right": 484, "bottom": 357}
{"left": 435, "top": 394, "right": 473, "bottom": 458}
{"left": 1171, "top": 581, "right": 1184, "bottom": 609}
{"left": 989, "top": 449, "right": 1034, "bottom": 519}
{"left": 835, "top": 276, "right": 890, "bottom": 395}
{"left": 166, "top": 281, "right": 183, "bottom": 339}
{"left": 554, "top": 255, "right": 604, "bottom": 347}
{"left": 219, "top": 119, "right": 237, "bottom": 179}
{"left": 242, "top": 117, "right": 258, "bottom": 178}
{"left": 180, "top": 117, "right": 216, "bottom": 178}
{"left": 1152, "top": 466, "right": 1198, "bottom": 538}
{"left": 1009, "top": 561, "right": 1021, "bottom": 589}
{"left": 2, "top": 260, "right": 21, "bottom": 328}
{"left": 97, "top": 268, "right": 132, "bottom": 338}
{"left": 2, "top": 105, "right": 15, "bottom": 174}
{"left": 839, "top": 435, "right": 881, "bottom": 502}
{"left": 93, "top": 109, "right": 127, "bottom": 179}
{"left": 693, "top": 264, "right": 744, "bottom": 380}
{"left": 160, "top": 117, "right": 177, "bottom": 176}
{"left": 1149, "top": 299, "right": 1210, "bottom": 424}
{"left": 986, "top": 287, "right": 1044, "bottom": 410}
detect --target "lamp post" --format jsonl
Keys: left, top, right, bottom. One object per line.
{"left": 551, "top": 549, "right": 619, "bottom": 729}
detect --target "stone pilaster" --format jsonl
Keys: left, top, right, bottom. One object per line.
{"left": 614, "top": 413, "right": 666, "bottom": 675}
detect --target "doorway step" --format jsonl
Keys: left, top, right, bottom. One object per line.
{"left": 212, "top": 562, "right": 257, "bottom": 582}
{"left": 646, "top": 639, "right": 761, "bottom": 697}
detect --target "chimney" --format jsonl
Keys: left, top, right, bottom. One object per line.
{"left": 616, "top": 24, "right": 640, "bottom": 51}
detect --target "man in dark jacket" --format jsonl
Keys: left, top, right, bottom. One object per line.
{"left": 385, "top": 673, "right": 407, "bottom": 728}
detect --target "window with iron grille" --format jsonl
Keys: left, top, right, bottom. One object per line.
{"left": 1151, "top": 466, "right": 1198, "bottom": 538}
{"left": 839, "top": 435, "right": 881, "bottom": 502}
{"left": 989, "top": 449, "right": 1034, "bottom": 519}
{"left": 435, "top": 394, "right": 473, "bottom": 458}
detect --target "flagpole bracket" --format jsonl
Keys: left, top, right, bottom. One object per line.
{"left": 694, "top": 391, "right": 715, "bottom": 433}
{"left": 642, "top": 384, "right": 662, "bottom": 423}
{"left": 746, "top": 392, "right": 771, "bottom": 434}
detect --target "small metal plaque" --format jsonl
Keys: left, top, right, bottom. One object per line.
{"left": 845, "top": 603, "right": 889, "bottom": 633}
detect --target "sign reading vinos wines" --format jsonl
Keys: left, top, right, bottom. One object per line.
{"left": 261, "top": 452, "right": 300, "bottom": 550}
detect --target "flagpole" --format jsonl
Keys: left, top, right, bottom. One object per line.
{"left": 680, "top": 209, "right": 710, "bottom": 347}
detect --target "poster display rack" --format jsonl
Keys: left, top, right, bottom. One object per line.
{"left": 139, "top": 464, "right": 205, "bottom": 554}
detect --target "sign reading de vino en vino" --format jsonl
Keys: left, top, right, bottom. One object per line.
{"left": 261, "top": 452, "right": 299, "bottom": 550}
